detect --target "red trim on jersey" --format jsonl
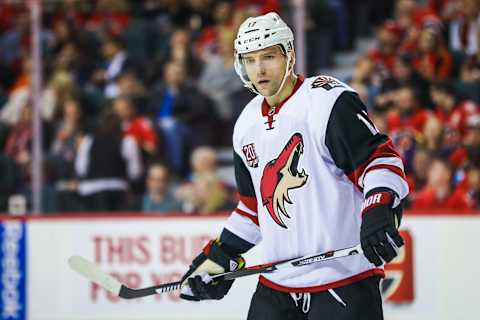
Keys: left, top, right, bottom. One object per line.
{"left": 239, "top": 195, "right": 258, "bottom": 213}
{"left": 347, "top": 139, "right": 404, "bottom": 190}
{"left": 363, "top": 164, "right": 406, "bottom": 180}
{"left": 235, "top": 208, "right": 259, "bottom": 226}
{"left": 259, "top": 268, "right": 385, "bottom": 293}
{"left": 261, "top": 75, "right": 305, "bottom": 117}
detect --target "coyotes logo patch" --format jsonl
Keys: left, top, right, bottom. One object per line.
{"left": 260, "top": 133, "right": 308, "bottom": 228}
{"left": 311, "top": 76, "right": 344, "bottom": 91}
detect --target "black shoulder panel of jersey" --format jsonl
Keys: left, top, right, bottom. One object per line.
{"left": 325, "top": 91, "right": 389, "bottom": 175}
{"left": 234, "top": 151, "right": 256, "bottom": 197}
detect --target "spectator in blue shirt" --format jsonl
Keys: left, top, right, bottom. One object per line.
{"left": 142, "top": 162, "right": 182, "bottom": 213}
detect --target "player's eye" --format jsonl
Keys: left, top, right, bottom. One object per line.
{"left": 243, "top": 57, "right": 255, "bottom": 64}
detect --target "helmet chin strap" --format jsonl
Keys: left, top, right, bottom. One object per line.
{"left": 263, "top": 52, "right": 294, "bottom": 99}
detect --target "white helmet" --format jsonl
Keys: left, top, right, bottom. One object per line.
{"left": 234, "top": 12, "right": 294, "bottom": 96}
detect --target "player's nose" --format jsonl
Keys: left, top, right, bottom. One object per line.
{"left": 256, "top": 64, "right": 266, "bottom": 77}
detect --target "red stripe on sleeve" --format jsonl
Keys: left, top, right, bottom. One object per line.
{"left": 363, "top": 164, "right": 406, "bottom": 180}
{"left": 239, "top": 195, "right": 258, "bottom": 213}
{"left": 235, "top": 208, "right": 259, "bottom": 226}
{"left": 347, "top": 139, "right": 403, "bottom": 190}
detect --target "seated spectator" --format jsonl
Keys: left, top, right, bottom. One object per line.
{"left": 430, "top": 80, "right": 457, "bottom": 121}
{"left": 447, "top": 109, "right": 480, "bottom": 168}
{"left": 41, "top": 70, "right": 77, "bottom": 122}
{"left": 148, "top": 61, "right": 218, "bottom": 176}
{"left": 175, "top": 146, "right": 229, "bottom": 214}
{"left": 112, "top": 96, "right": 158, "bottom": 157}
{"left": 50, "top": 98, "right": 85, "bottom": 179}
{"left": 412, "top": 157, "right": 470, "bottom": 209}
{"left": 387, "top": 85, "right": 432, "bottom": 133}
{"left": 75, "top": 111, "right": 142, "bottom": 211}
{"left": 448, "top": 0, "right": 480, "bottom": 56}
{"left": 430, "top": 80, "right": 478, "bottom": 139}
{"left": 367, "top": 20, "right": 402, "bottom": 79}
{"left": 91, "top": 36, "right": 132, "bottom": 99}
{"left": 116, "top": 71, "right": 147, "bottom": 111}
{"left": 349, "top": 56, "right": 376, "bottom": 107}
{"left": 395, "top": 0, "right": 417, "bottom": 32}
{"left": 198, "top": 29, "right": 242, "bottom": 121}
{"left": 49, "top": 98, "right": 85, "bottom": 211}
{"left": 376, "top": 53, "right": 431, "bottom": 110}
{"left": 154, "top": 28, "right": 202, "bottom": 82}
{"left": 413, "top": 24, "right": 453, "bottom": 80}
{"left": 422, "top": 115, "right": 444, "bottom": 152}
{"left": 406, "top": 148, "right": 432, "bottom": 193}
{"left": 142, "top": 163, "right": 182, "bottom": 213}
{"left": 3, "top": 106, "right": 33, "bottom": 183}
{"left": 195, "top": 0, "right": 235, "bottom": 61}
{"left": 450, "top": 164, "right": 480, "bottom": 209}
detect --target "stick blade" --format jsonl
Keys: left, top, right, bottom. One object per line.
{"left": 68, "top": 255, "right": 122, "bottom": 295}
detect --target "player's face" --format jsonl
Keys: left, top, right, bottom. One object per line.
{"left": 242, "top": 46, "right": 288, "bottom": 96}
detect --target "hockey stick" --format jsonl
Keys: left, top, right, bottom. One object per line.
{"left": 68, "top": 244, "right": 362, "bottom": 299}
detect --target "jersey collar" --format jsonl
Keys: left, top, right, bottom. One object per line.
{"left": 261, "top": 75, "right": 305, "bottom": 117}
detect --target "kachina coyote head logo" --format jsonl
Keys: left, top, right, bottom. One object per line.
{"left": 260, "top": 133, "right": 308, "bottom": 228}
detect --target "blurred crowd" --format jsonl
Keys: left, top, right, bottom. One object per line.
{"left": 0, "top": 0, "right": 291, "bottom": 214}
{"left": 349, "top": 0, "right": 480, "bottom": 210}
{"left": 0, "top": 0, "right": 478, "bottom": 214}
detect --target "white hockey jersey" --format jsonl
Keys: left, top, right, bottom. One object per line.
{"left": 222, "top": 75, "right": 409, "bottom": 293}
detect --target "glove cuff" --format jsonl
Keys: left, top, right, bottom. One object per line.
{"left": 362, "top": 188, "right": 395, "bottom": 217}
{"left": 202, "top": 239, "right": 245, "bottom": 272}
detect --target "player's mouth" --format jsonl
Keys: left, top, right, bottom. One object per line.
{"left": 258, "top": 80, "right": 270, "bottom": 87}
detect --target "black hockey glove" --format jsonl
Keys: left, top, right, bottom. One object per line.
{"left": 180, "top": 239, "right": 245, "bottom": 301}
{"left": 360, "top": 188, "right": 404, "bottom": 267}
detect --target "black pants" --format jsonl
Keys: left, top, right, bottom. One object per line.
{"left": 81, "top": 190, "right": 126, "bottom": 212}
{"left": 247, "top": 276, "right": 383, "bottom": 320}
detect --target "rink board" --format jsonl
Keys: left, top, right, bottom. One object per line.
{"left": 0, "top": 213, "right": 479, "bottom": 320}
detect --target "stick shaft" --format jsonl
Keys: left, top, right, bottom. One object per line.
{"left": 71, "top": 244, "right": 362, "bottom": 299}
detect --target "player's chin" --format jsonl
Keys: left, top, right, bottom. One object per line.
{"left": 257, "top": 86, "right": 274, "bottom": 96}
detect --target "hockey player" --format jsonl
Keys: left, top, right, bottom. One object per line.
{"left": 180, "top": 12, "right": 409, "bottom": 319}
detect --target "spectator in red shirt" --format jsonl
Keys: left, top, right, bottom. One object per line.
{"left": 412, "top": 157, "right": 471, "bottom": 209}
{"left": 430, "top": 80, "right": 457, "bottom": 122}
{"left": 112, "top": 96, "right": 159, "bottom": 157}
{"left": 452, "top": 165, "right": 480, "bottom": 209}
{"left": 413, "top": 24, "right": 453, "bottom": 80}
{"left": 376, "top": 53, "right": 432, "bottom": 111}
{"left": 387, "top": 85, "right": 432, "bottom": 133}
{"left": 447, "top": 110, "right": 480, "bottom": 168}
{"left": 395, "top": 0, "right": 418, "bottom": 31}
{"left": 406, "top": 148, "right": 432, "bottom": 193}
{"left": 430, "top": 80, "right": 479, "bottom": 138}
{"left": 195, "top": 0, "right": 236, "bottom": 61}
{"left": 422, "top": 115, "right": 445, "bottom": 152}
{"left": 367, "top": 20, "right": 403, "bottom": 78}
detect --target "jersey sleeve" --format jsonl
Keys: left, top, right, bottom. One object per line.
{"left": 220, "top": 151, "right": 262, "bottom": 253}
{"left": 324, "top": 91, "right": 409, "bottom": 199}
